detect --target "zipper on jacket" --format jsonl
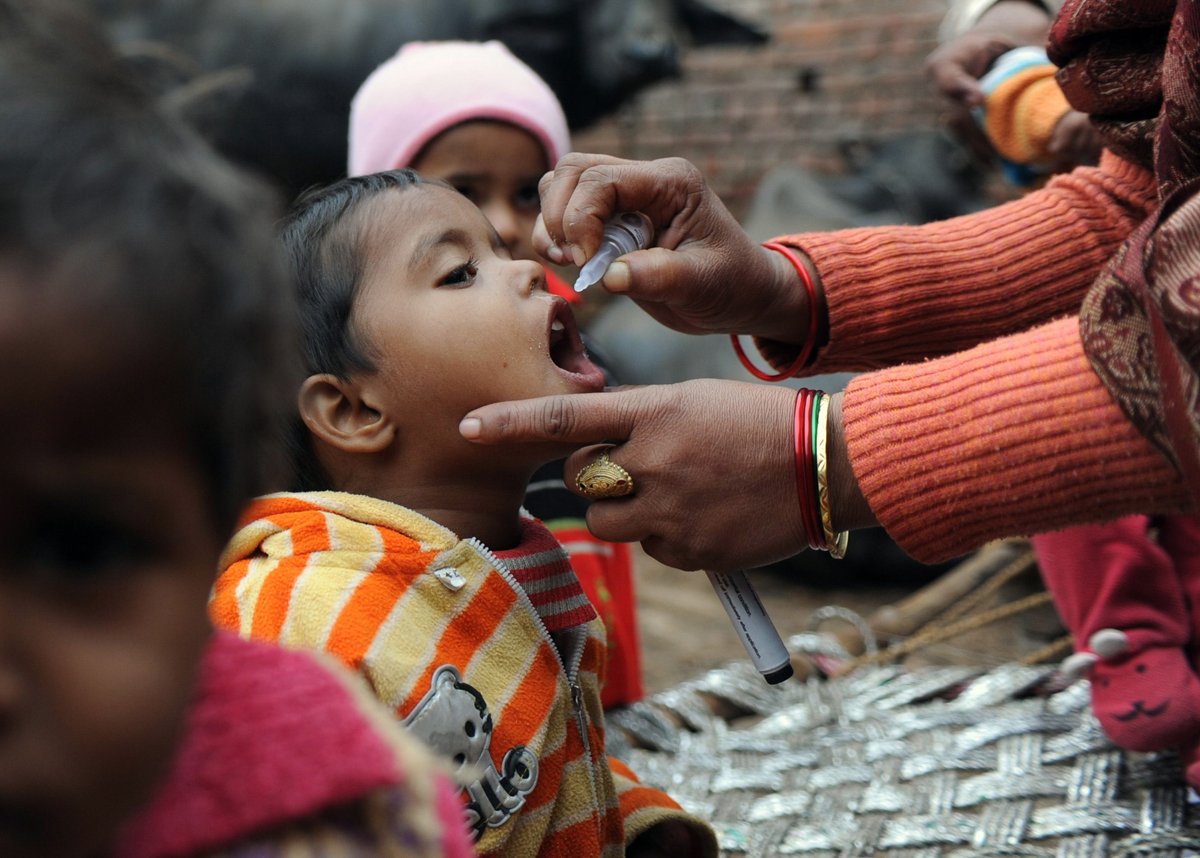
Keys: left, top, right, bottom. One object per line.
{"left": 570, "top": 682, "right": 590, "bottom": 758}
{"left": 466, "top": 537, "right": 601, "bottom": 807}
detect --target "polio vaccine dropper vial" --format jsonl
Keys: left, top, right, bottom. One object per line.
{"left": 569, "top": 211, "right": 793, "bottom": 685}
{"left": 573, "top": 212, "right": 654, "bottom": 292}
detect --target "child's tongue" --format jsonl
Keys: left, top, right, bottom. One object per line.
{"left": 548, "top": 324, "right": 602, "bottom": 385}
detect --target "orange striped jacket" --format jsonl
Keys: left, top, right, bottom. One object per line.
{"left": 211, "top": 492, "right": 716, "bottom": 858}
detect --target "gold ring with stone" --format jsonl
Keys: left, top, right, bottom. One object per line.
{"left": 575, "top": 452, "right": 634, "bottom": 500}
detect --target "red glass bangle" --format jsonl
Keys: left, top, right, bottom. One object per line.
{"left": 801, "top": 391, "right": 819, "bottom": 550}
{"left": 792, "top": 389, "right": 814, "bottom": 547}
{"left": 803, "top": 390, "right": 827, "bottom": 550}
{"left": 730, "top": 242, "right": 821, "bottom": 382}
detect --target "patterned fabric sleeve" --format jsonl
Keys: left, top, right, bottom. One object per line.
{"left": 609, "top": 757, "right": 718, "bottom": 857}
{"left": 1066, "top": 1, "right": 1200, "bottom": 498}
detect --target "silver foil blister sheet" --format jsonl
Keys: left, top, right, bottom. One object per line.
{"left": 615, "top": 641, "right": 1200, "bottom": 856}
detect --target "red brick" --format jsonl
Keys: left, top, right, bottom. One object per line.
{"left": 570, "top": 0, "right": 949, "bottom": 218}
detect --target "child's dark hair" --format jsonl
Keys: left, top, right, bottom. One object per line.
{"left": 278, "top": 169, "right": 433, "bottom": 490}
{"left": 0, "top": 0, "right": 297, "bottom": 531}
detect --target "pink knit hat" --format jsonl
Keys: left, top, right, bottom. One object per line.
{"left": 348, "top": 40, "right": 571, "bottom": 176}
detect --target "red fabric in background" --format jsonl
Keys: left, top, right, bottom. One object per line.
{"left": 545, "top": 267, "right": 581, "bottom": 304}
{"left": 1033, "top": 515, "right": 1200, "bottom": 752}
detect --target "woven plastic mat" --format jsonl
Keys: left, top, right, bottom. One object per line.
{"left": 608, "top": 653, "right": 1200, "bottom": 857}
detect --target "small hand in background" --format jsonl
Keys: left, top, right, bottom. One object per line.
{"left": 925, "top": 0, "right": 1057, "bottom": 163}
{"left": 926, "top": 29, "right": 1018, "bottom": 112}
{"left": 925, "top": 30, "right": 1022, "bottom": 164}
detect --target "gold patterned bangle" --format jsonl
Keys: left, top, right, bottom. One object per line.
{"left": 814, "top": 394, "right": 849, "bottom": 559}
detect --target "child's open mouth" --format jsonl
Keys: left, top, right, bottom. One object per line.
{"left": 547, "top": 299, "right": 606, "bottom": 391}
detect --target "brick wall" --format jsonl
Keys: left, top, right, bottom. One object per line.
{"left": 573, "top": 0, "right": 952, "bottom": 219}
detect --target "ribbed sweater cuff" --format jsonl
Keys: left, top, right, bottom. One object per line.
{"left": 753, "top": 152, "right": 1155, "bottom": 376}
{"left": 844, "top": 316, "right": 1191, "bottom": 563}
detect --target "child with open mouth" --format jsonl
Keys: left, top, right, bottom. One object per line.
{"left": 211, "top": 169, "right": 715, "bottom": 858}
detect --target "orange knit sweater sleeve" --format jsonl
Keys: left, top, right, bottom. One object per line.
{"left": 748, "top": 152, "right": 1189, "bottom": 562}
{"left": 843, "top": 316, "right": 1191, "bottom": 562}
{"left": 754, "top": 151, "right": 1155, "bottom": 373}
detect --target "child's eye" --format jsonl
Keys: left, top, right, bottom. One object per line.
{"left": 514, "top": 184, "right": 540, "bottom": 213}
{"left": 440, "top": 260, "right": 479, "bottom": 288}
{"left": 14, "top": 514, "right": 154, "bottom": 584}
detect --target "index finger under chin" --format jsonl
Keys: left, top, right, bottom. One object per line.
{"left": 459, "top": 389, "right": 639, "bottom": 447}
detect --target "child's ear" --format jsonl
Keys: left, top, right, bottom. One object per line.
{"left": 298, "top": 374, "right": 395, "bottom": 454}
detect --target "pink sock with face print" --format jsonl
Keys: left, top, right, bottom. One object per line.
{"left": 1034, "top": 515, "right": 1200, "bottom": 752}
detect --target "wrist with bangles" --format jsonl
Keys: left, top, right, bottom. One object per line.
{"left": 730, "top": 241, "right": 824, "bottom": 381}
{"left": 726, "top": 242, "right": 846, "bottom": 557}
{"left": 793, "top": 387, "right": 849, "bottom": 558}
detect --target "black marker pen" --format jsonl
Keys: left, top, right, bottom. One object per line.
{"left": 705, "top": 569, "right": 793, "bottom": 684}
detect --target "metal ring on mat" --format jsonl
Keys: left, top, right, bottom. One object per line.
{"left": 804, "top": 604, "right": 879, "bottom": 657}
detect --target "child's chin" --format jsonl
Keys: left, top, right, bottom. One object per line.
{"left": 485, "top": 370, "right": 606, "bottom": 411}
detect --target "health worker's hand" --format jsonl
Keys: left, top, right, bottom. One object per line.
{"left": 459, "top": 380, "right": 876, "bottom": 572}
{"left": 534, "top": 153, "right": 813, "bottom": 346}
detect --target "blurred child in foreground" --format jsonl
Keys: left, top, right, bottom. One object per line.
{"left": 0, "top": 3, "right": 472, "bottom": 855}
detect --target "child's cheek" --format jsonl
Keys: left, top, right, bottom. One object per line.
{"left": 29, "top": 577, "right": 210, "bottom": 850}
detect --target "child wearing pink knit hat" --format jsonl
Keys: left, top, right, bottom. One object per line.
{"left": 350, "top": 40, "right": 571, "bottom": 292}
{"left": 348, "top": 40, "right": 645, "bottom": 712}
{"left": 349, "top": 41, "right": 569, "bottom": 176}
